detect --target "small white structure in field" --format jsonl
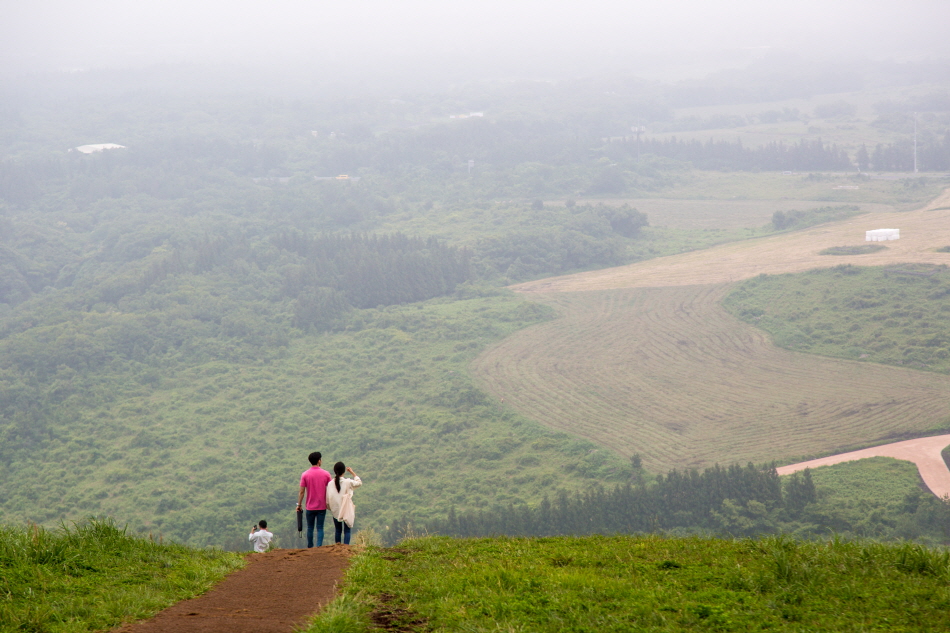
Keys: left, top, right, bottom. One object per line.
{"left": 72, "top": 143, "right": 126, "bottom": 154}
{"left": 866, "top": 228, "right": 900, "bottom": 241}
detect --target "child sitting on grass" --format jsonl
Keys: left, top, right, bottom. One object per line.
{"left": 248, "top": 520, "right": 274, "bottom": 553}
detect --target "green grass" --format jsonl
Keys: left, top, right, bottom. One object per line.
{"left": 799, "top": 458, "right": 942, "bottom": 541}
{"left": 723, "top": 264, "right": 950, "bottom": 373}
{"left": 305, "top": 535, "right": 950, "bottom": 632}
{"left": 0, "top": 519, "right": 243, "bottom": 633}
{"left": 819, "top": 244, "right": 887, "bottom": 255}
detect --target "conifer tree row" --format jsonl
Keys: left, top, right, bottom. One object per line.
{"left": 419, "top": 463, "right": 814, "bottom": 540}
{"left": 274, "top": 232, "right": 472, "bottom": 329}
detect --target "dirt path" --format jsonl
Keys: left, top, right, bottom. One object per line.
{"left": 113, "top": 546, "right": 352, "bottom": 633}
{"left": 513, "top": 188, "right": 950, "bottom": 293}
{"left": 776, "top": 434, "right": 950, "bottom": 498}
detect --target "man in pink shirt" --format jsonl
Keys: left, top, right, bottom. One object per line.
{"left": 296, "top": 451, "right": 333, "bottom": 547}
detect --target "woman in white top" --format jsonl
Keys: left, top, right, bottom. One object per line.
{"left": 326, "top": 462, "right": 362, "bottom": 544}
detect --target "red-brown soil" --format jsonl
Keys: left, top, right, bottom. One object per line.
{"left": 112, "top": 545, "right": 352, "bottom": 633}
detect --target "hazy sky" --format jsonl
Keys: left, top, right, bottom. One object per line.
{"left": 2, "top": 1, "right": 948, "bottom": 82}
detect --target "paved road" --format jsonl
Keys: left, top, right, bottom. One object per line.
{"left": 776, "top": 434, "right": 950, "bottom": 499}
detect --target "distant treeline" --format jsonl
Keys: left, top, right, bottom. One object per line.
{"left": 622, "top": 137, "right": 854, "bottom": 171}
{"left": 857, "top": 133, "right": 950, "bottom": 171}
{"left": 411, "top": 464, "right": 816, "bottom": 541}
{"left": 624, "top": 132, "right": 950, "bottom": 173}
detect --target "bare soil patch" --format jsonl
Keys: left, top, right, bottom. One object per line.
{"left": 112, "top": 546, "right": 352, "bottom": 633}
{"left": 370, "top": 593, "right": 428, "bottom": 632}
{"left": 472, "top": 284, "right": 950, "bottom": 472}
{"left": 777, "top": 434, "right": 950, "bottom": 498}
{"left": 513, "top": 188, "right": 950, "bottom": 293}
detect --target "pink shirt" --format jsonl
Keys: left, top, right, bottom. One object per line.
{"left": 300, "top": 466, "right": 333, "bottom": 511}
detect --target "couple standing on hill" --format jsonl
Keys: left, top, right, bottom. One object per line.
{"left": 296, "top": 451, "right": 362, "bottom": 546}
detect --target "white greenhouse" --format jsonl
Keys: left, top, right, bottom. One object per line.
{"left": 866, "top": 228, "right": 900, "bottom": 241}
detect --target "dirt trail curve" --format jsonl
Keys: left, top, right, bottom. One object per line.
{"left": 777, "top": 435, "right": 950, "bottom": 499}
{"left": 112, "top": 546, "right": 351, "bottom": 633}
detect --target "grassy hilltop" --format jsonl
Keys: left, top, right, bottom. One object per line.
{"left": 0, "top": 520, "right": 243, "bottom": 632}
{"left": 6, "top": 521, "right": 950, "bottom": 632}
{"left": 307, "top": 535, "right": 950, "bottom": 632}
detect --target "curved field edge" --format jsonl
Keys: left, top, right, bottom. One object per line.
{"left": 302, "top": 535, "right": 950, "bottom": 633}
{"left": 0, "top": 519, "right": 244, "bottom": 633}
{"left": 471, "top": 284, "right": 950, "bottom": 472}
{"left": 722, "top": 264, "right": 950, "bottom": 375}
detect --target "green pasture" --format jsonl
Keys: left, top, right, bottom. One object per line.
{"left": 801, "top": 457, "right": 941, "bottom": 541}
{"left": 307, "top": 534, "right": 950, "bottom": 632}
{"left": 723, "top": 263, "right": 950, "bottom": 374}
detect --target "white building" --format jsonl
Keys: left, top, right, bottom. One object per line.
{"left": 866, "top": 229, "right": 900, "bottom": 241}
{"left": 72, "top": 143, "right": 126, "bottom": 154}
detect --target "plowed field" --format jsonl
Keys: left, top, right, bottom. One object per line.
{"left": 472, "top": 284, "right": 950, "bottom": 473}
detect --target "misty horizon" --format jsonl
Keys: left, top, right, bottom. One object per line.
{"left": 2, "top": 1, "right": 949, "bottom": 93}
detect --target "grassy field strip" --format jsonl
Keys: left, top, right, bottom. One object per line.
{"left": 777, "top": 434, "right": 950, "bottom": 497}
{"left": 513, "top": 188, "right": 950, "bottom": 293}
{"left": 551, "top": 199, "right": 897, "bottom": 229}
{"left": 472, "top": 284, "right": 950, "bottom": 472}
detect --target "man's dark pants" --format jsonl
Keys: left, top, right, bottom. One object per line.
{"left": 306, "top": 509, "right": 326, "bottom": 547}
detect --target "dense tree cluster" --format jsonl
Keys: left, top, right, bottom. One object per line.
{"left": 274, "top": 232, "right": 472, "bottom": 326}
{"left": 419, "top": 464, "right": 806, "bottom": 540}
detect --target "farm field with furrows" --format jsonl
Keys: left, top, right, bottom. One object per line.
{"left": 471, "top": 284, "right": 950, "bottom": 472}
{"left": 513, "top": 188, "right": 950, "bottom": 293}
{"left": 473, "top": 188, "right": 950, "bottom": 472}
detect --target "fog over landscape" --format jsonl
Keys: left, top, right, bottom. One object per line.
{"left": 0, "top": 0, "right": 950, "bottom": 633}
{"left": 5, "top": 2, "right": 950, "bottom": 629}
{"left": 3, "top": 0, "right": 948, "bottom": 89}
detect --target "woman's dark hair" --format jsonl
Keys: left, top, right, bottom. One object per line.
{"left": 334, "top": 461, "right": 345, "bottom": 492}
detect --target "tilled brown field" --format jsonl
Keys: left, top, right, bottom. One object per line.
{"left": 472, "top": 284, "right": 950, "bottom": 472}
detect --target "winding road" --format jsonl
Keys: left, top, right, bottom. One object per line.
{"left": 777, "top": 434, "right": 950, "bottom": 499}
